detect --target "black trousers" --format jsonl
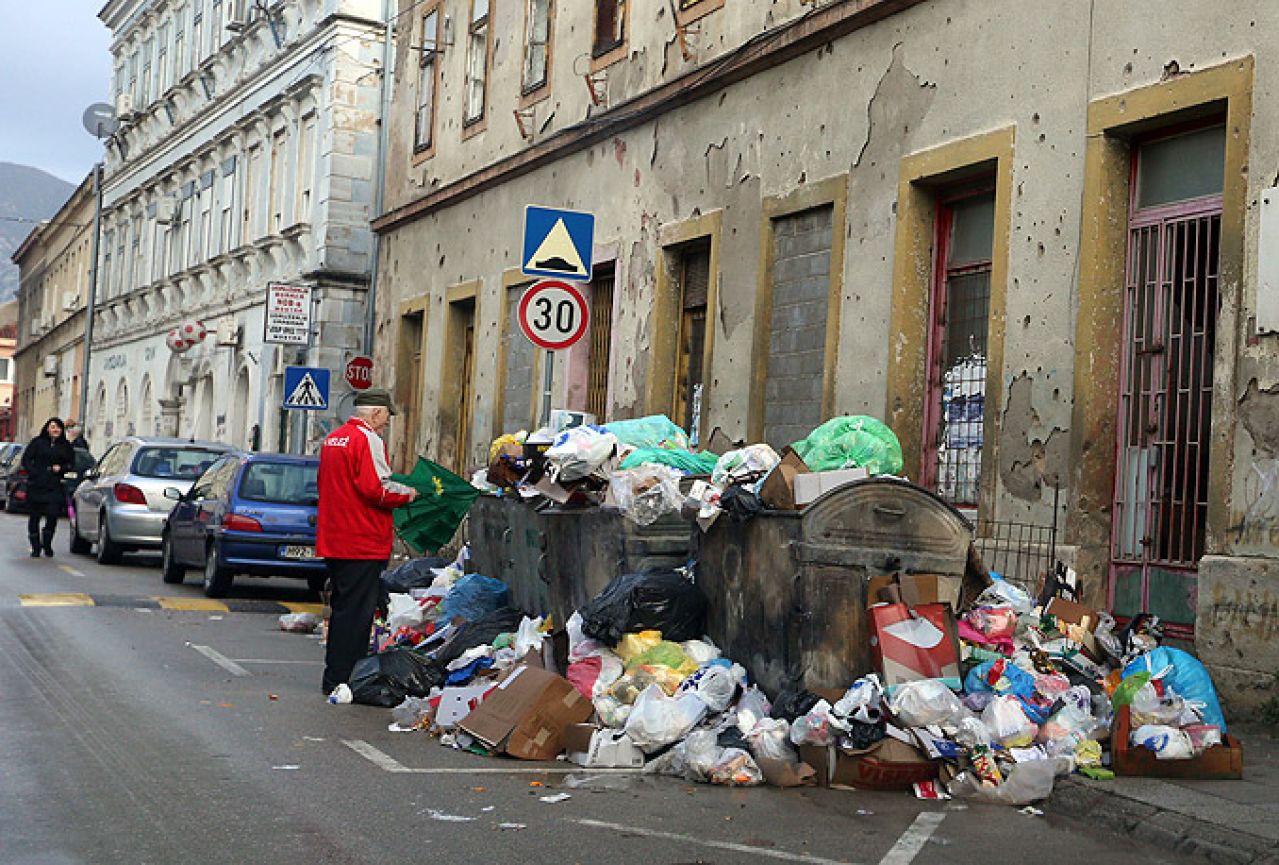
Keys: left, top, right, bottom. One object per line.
{"left": 27, "top": 510, "right": 58, "bottom": 543}
{"left": 322, "top": 558, "right": 386, "bottom": 694}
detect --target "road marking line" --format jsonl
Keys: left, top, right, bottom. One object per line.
{"left": 58, "top": 565, "right": 86, "bottom": 577}
{"left": 158, "top": 597, "right": 229, "bottom": 612}
{"left": 232, "top": 659, "right": 324, "bottom": 666}
{"left": 342, "top": 740, "right": 644, "bottom": 776}
{"left": 574, "top": 818, "right": 856, "bottom": 865}
{"left": 280, "top": 602, "right": 325, "bottom": 614}
{"left": 878, "top": 812, "right": 945, "bottom": 865}
{"left": 191, "top": 644, "right": 251, "bottom": 677}
{"left": 19, "top": 593, "right": 94, "bottom": 607}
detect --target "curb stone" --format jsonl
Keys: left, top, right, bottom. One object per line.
{"left": 1051, "top": 776, "right": 1279, "bottom": 865}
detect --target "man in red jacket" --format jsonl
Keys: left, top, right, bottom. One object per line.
{"left": 317, "top": 388, "right": 417, "bottom": 696}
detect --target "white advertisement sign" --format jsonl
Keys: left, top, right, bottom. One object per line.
{"left": 264, "top": 283, "right": 313, "bottom": 345}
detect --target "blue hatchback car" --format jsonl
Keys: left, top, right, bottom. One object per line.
{"left": 160, "top": 452, "right": 326, "bottom": 598}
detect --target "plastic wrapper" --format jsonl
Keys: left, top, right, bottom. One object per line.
{"left": 790, "top": 415, "right": 904, "bottom": 475}
{"left": 709, "top": 748, "right": 764, "bottom": 786}
{"left": 278, "top": 612, "right": 322, "bottom": 633}
{"left": 619, "top": 447, "right": 719, "bottom": 475}
{"left": 579, "top": 568, "right": 709, "bottom": 646}
{"left": 593, "top": 694, "right": 632, "bottom": 728}
{"left": 624, "top": 684, "right": 709, "bottom": 752}
{"left": 391, "top": 696, "right": 434, "bottom": 729}
{"left": 973, "top": 576, "right": 1035, "bottom": 614}
{"left": 789, "top": 700, "right": 835, "bottom": 747}
{"left": 1132, "top": 724, "right": 1195, "bottom": 760}
{"left": 616, "top": 630, "right": 664, "bottom": 665}
{"left": 610, "top": 666, "right": 687, "bottom": 701}
{"left": 609, "top": 465, "right": 685, "bottom": 526}
{"left": 949, "top": 757, "right": 1072, "bottom": 805}
{"left": 964, "top": 607, "right": 1018, "bottom": 641}
{"left": 746, "top": 718, "right": 796, "bottom": 763}
{"left": 603, "top": 415, "right": 690, "bottom": 451}
{"left": 886, "top": 679, "right": 967, "bottom": 728}
{"left": 711, "top": 444, "right": 781, "bottom": 488}
{"left": 1184, "top": 724, "right": 1223, "bottom": 753}
{"left": 625, "top": 641, "right": 698, "bottom": 678}
{"left": 544, "top": 427, "right": 619, "bottom": 482}
{"left": 982, "top": 695, "right": 1038, "bottom": 748}
{"left": 349, "top": 648, "right": 446, "bottom": 708}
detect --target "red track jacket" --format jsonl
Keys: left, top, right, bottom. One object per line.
{"left": 317, "top": 417, "right": 414, "bottom": 560}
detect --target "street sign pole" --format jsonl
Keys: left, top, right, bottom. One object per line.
{"left": 541, "top": 349, "right": 554, "bottom": 426}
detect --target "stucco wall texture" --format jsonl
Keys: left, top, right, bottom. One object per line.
{"left": 375, "top": 0, "right": 1279, "bottom": 715}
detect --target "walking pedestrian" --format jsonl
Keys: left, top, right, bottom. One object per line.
{"left": 316, "top": 388, "right": 417, "bottom": 697}
{"left": 22, "top": 418, "right": 75, "bottom": 558}
{"left": 65, "top": 420, "right": 91, "bottom": 453}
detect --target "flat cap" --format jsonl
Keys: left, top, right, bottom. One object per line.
{"left": 354, "top": 387, "right": 398, "bottom": 415}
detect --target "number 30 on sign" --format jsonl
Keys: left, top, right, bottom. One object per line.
{"left": 518, "top": 280, "right": 590, "bottom": 351}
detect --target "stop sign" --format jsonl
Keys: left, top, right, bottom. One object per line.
{"left": 345, "top": 355, "right": 373, "bottom": 390}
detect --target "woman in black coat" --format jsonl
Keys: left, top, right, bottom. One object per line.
{"left": 22, "top": 417, "right": 75, "bottom": 557}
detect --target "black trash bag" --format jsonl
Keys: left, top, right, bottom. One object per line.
{"left": 381, "top": 557, "right": 450, "bottom": 595}
{"left": 716, "top": 726, "right": 751, "bottom": 752}
{"left": 770, "top": 686, "right": 821, "bottom": 722}
{"left": 432, "top": 606, "right": 526, "bottom": 667}
{"left": 838, "top": 721, "right": 886, "bottom": 751}
{"left": 579, "top": 568, "right": 708, "bottom": 646}
{"left": 349, "top": 648, "right": 446, "bottom": 708}
{"left": 720, "top": 486, "right": 763, "bottom": 523}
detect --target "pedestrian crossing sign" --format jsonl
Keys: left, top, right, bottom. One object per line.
{"left": 283, "top": 366, "right": 330, "bottom": 411}
{"left": 522, "top": 205, "right": 595, "bottom": 281}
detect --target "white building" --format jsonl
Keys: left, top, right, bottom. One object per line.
{"left": 94, "top": 0, "right": 387, "bottom": 451}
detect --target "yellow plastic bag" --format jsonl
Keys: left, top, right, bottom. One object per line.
{"left": 616, "top": 630, "right": 663, "bottom": 665}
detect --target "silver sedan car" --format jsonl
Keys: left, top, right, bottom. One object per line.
{"left": 70, "top": 436, "right": 234, "bottom": 563}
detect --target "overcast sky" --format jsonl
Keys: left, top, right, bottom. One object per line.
{"left": 0, "top": 1, "right": 112, "bottom": 183}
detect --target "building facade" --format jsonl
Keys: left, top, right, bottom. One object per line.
{"left": 94, "top": 0, "right": 387, "bottom": 452}
{"left": 371, "top": 0, "right": 1279, "bottom": 713}
{"left": 11, "top": 175, "right": 96, "bottom": 442}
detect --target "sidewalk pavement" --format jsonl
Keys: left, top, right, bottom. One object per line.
{"left": 1052, "top": 724, "right": 1279, "bottom": 865}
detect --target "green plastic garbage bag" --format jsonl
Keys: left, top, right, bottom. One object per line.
{"left": 790, "top": 416, "right": 904, "bottom": 475}
{"left": 603, "top": 415, "right": 690, "bottom": 451}
{"left": 391, "top": 458, "right": 481, "bottom": 553}
{"left": 618, "top": 447, "right": 719, "bottom": 474}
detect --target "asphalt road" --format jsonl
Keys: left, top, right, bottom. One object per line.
{"left": 0, "top": 510, "right": 1204, "bottom": 865}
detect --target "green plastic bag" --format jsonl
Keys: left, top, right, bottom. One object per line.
{"left": 791, "top": 416, "right": 904, "bottom": 475}
{"left": 1110, "top": 671, "right": 1151, "bottom": 707}
{"left": 619, "top": 447, "right": 719, "bottom": 474}
{"left": 603, "top": 415, "right": 690, "bottom": 451}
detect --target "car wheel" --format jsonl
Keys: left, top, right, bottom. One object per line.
{"left": 202, "top": 543, "right": 233, "bottom": 598}
{"left": 161, "top": 534, "right": 186, "bottom": 585}
{"left": 68, "top": 513, "right": 92, "bottom": 555}
{"left": 95, "top": 512, "right": 123, "bottom": 565}
{"left": 306, "top": 573, "right": 328, "bottom": 595}
{"left": 5, "top": 496, "right": 19, "bottom": 514}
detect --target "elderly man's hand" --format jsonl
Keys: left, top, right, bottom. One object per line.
{"left": 408, "top": 488, "right": 419, "bottom": 503}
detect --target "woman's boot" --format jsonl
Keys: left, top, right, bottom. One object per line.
{"left": 41, "top": 526, "right": 56, "bottom": 557}
{"left": 28, "top": 533, "right": 41, "bottom": 558}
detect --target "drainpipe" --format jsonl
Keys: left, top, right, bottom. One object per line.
{"left": 363, "top": 0, "right": 394, "bottom": 358}
{"left": 78, "top": 162, "right": 103, "bottom": 431}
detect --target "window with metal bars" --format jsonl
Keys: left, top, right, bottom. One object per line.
{"left": 926, "top": 191, "right": 995, "bottom": 509}
{"left": 587, "top": 266, "right": 615, "bottom": 420}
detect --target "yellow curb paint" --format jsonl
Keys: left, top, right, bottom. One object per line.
{"left": 19, "top": 593, "right": 95, "bottom": 607}
{"left": 156, "top": 597, "right": 230, "bottom": 612}
{"left": 280, "top": 602, "right": 324, "bottom": 614}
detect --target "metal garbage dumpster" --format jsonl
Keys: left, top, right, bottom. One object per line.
{"left": 467, "top": 494, "right": 552, "bottom": 617}
{"left": 696, "top": 478, "right": 972, "bottom": 697}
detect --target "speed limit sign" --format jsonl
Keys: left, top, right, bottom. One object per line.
{"left": 518, "top": 280, "right": 590, "bottom": 350}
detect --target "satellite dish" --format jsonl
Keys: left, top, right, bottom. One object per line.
{"left": 82, "top": 103, "right": 119, "bottom": 139}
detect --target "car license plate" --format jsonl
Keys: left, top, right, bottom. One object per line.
{"left": 282, "top": 545, "right": 318, "bottom": 560}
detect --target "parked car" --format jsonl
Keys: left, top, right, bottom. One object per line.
{"left": 70, "top": 437, "right": 234, "bottom": 562}
{"left": 0, "top": 443, "right": 27, "bottom": 512}
{"left": 161, "top": 452, "right": 324, "bottom": 598}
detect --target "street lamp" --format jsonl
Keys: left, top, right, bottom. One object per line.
{"left": 78, "top": 103, "right": 117, "bottom": 431}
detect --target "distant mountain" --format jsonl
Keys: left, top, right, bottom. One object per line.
{"left": 0, "top": 163, "right": 78, "bottom": 302}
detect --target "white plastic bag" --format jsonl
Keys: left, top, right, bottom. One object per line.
{"left": 709, "top": 748, "right": 765, "bottom": 786}
{"left": 545, "top": 427, "right": 619, "bottom": 482}
{"left": 680, "top": 663, "right": 744, "bottom": 713}
{"left": 680, "top": 638, "right": 722, "bottom": 666}
{"left": 948, "top": 757, "right": 1071, "bottom": 805}
{"left": 711, "top": 444, "right": 781, "bottom": 488}
{"left": 747, "top": 718, "right": 796, "bottom": 763}
{"left": 1131, "top": 724, "right": 1195, "bottom": 760}
{"left": 624, "top": 685, "right": 708, "bottom": 752}
{"left": 609, "top": 465, "right": 685, "bottom": 526}
{"left": 982, "top": 696, "right": 1038, "bottom": 748}
{"left": 789, "top": 700, "right": 835, "bottom": 747}
{"left": 387, "top": 593, "right": 426, "bottom": 631}
{"left": 734, "top": 686, "right": 772, "bottom": 736}
{"left": 833, "top": 674, "right": 885, "bottom": 725}
{"left": 682, "top": 730, "right": 724, "bottom": 782}
{"left": 513, "top": 616, "right": 545, "bottom": 658}
{"left": 887, "top": 679, "right": 967, "bottom": 728}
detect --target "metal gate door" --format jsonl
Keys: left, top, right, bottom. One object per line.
{"left": 1111, "top": 207, "right": 1220, "bottom": 635}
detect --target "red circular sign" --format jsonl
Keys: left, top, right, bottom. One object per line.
{"left": 518, "top": 280, "right": 590, "bottom": 351}
{"left": 345, "top": 355, "right": 374, "bottom": 390}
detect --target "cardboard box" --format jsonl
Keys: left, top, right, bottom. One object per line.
{"left": 799, "top": 738, "right": 937, "bottom": 791}
{"left": 434, "top": 684, "right": 496, "bottom": 729}
{"left": 562, "top": 723, "right": 646, "bottom": 768}
{"left": 1112, "top": 705, "right": 1243, "bottom": 780}
{"left": 866, "top": 574, "right": 963, "bottom": 610}
{"left": 793, "top": 467, "right": 868, "bottom": 506}
{"left": 458, "top": 665, "right": 593, "bottom": 761}
{"left": 1044, "top": 597, "right": 1100, "bottom": 631}
{"left": 868, "top": 602, "right": 962, "bottom": 692}
{"left": 759, "top": 449, "right": 809, "bottom": 511}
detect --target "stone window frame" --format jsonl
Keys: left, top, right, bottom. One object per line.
{"left": 518, "top": 0, "right": 555, "bottom": 109}
{"left": 590, "top": 0, "right": 628, "bottom": 73}
{"left": 437, "top": 279, "right": 483, "bottom": 471}
{"left": 397, "top": 291, "right": 432, "bottom": 468}
{"left": 461, "top": 0, "right": 494, "bottom": 139}
{"left": 674, "top": 0, "right": 725, "bottom": 29}
{"left": 886, "top": 126, "right": 1015, "bottom": 521}
{"left": 746, "top": 174, "right": 849, "bottom": 444}
{"left": 412, "top": 0, "right": 444, "bottom": 162}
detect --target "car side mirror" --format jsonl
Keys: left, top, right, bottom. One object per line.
{"left": 164, "top": 487, "right": 183, "bottom": 501}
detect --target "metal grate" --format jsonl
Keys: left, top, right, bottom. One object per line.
{"left": 587, "top": 269, "right": 614, "bottom": 421}
{"left": 974, "top": 487, "right": 1060, "bottom": 596}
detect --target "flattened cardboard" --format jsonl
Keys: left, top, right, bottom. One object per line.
{"left": 868, "top": 603, "right": 962, "bottom": 692}
{"left": 435, "top": 684, "right": 496, "bottom": 729}
{"left": 457, "top": 665, "right": 593, "bottom": 761}
{"left": 759, "top": 448, "right": 809, "bottom": 511}
{"left": 1044, "top": 597, "right": 1100, "bottom": 631}
{"left": 866, "top": 574, "right": 962, "bottom": 610}
{"left": 793, "top": 467, "right": 868, "bottom": 506}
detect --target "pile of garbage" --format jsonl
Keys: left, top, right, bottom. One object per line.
{"left": 321, "top": 547, "right": 1235, "bottom": 807}
{"left": 476, "top": 412, "right": 906, "bottom": 528}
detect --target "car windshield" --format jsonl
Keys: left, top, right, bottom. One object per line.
{"left": 133, "top": 447, "right": 226, "bottom": 480}
{"left": 239, "top": 461, "right": 319, "bottom": 505}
